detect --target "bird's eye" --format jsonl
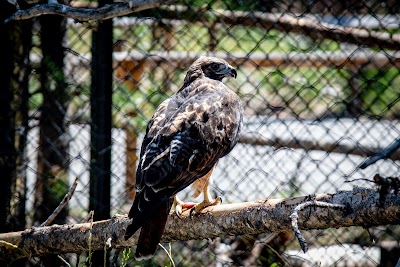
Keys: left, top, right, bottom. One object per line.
{"left": 210, "top": 63, "right": 220, "bottom": 70}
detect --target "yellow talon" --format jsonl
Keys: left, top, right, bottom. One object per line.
{"left": 189, "top": 186, "right": 222, "bottom": 217}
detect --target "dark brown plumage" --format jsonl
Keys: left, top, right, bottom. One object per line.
{"left": 124, "top": 56, "right": 243, "bottom": 260}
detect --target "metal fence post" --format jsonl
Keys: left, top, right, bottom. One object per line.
{"left": 89, "top": 0, "right": 113, "bottom": 232}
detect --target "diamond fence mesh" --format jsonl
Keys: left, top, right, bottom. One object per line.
{"left": 5, "top": 0, "right": 400, "bottom": 266}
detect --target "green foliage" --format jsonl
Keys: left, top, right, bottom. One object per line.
{"left": 121, "top": 247, "right": 132, "bottom": 267}
{"left": 359, "top": 67, "right": 400, "bottom": 117}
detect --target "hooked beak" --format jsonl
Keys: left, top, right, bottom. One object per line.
{"left": 223, "top": 64, "right": 237, "bottom": 79}
{"left": 230, "top": 68, "right": 237, "bottom": 78}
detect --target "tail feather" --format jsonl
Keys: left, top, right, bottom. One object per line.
{"left": 124, "top": 218, "right": 142, "bottom": 241}
{"left": 135, "top": 197, "right": 173, "bottom": 260}
{"left": 124, "top": 194, "right": 144, "bottom": 240}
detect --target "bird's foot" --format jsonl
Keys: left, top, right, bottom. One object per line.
{"left": 189, "top": 196, "right": 222, "bottom": 218}
{"left": 174, "top": 196, "right": 196, "bottom": 218}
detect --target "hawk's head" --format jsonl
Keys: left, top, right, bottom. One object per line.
{"left": 183, "top": 57, "right": 237, "bottom": 86}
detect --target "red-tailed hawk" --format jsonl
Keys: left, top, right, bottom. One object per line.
{"left": 124, "top": 56, "right": 243, "bottom": 260}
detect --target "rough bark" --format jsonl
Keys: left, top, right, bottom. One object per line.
{"left": 0, "top": 187, "right": 399, "bottom": 261}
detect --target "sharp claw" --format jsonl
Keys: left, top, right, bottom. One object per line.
{"left": 174, "top": 195, "right": 196, "bottom": 218}
{"left": 189, "top": 196, "right": 223, "bottom": 218}
{"left": 175, "top": 206, "right": 183, "bottom": 219}
{"left": 189, "top": 206, "right": 196, "bottom": 218}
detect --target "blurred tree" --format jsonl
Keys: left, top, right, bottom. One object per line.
{"left": 0, "top": 3, "right": 18, "bottom": 235}
{"left": 0, "top": 3, "right": 32, "bottom": 267}
{"left": 0, "top": 2, "right": 32, "bottom": 234}
{"left": 33, "top": 9, "right": 70, "bottom": 267}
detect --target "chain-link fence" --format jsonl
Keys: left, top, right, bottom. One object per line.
{"left": 3, "top": 0, "right": 400, "bottom": 266}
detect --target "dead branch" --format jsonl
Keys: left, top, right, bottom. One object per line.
{"left": 4, "top": 0, "right": 175, "bottom": 24}
{"left": 0, "top": 186, "right": 399, "bottom": 261}
{"left": 40, "top": 176, "right": 79, "bottom": 227}
{"left": 239, "top": 133, "right": 400, "bottom": 161}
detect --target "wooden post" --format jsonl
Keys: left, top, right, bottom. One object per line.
{"left": 125, "top": 126, "right": 138, "bottom": 200}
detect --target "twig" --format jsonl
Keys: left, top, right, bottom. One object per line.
{"left": 40, "top": 176, "right": 79, "bottom": 227}
{"left": 57, "top": 255, "right": 71, "bottom": 267}
{"left": 4, "top": 0, "right": 176, "bottom": 23}
{"left": 359, "top": 138, "right": 400, "bottom": 169}
{"left": 110, "top": 249, "right": 121, "bottom": 267}
{"left": 104, "top": 238, "right": 111, "bottom": 267}
{"left": 85, "top": 210, "right": 94, "bottom": 267}
{"left": 75, "top": 253, "right": 80, "bottom": 267}
{"left": 0, "top": 240, "right": 29, "bottom": 257}
{"left": 6, "top": 0, "right": 20, "bottom": 10}
{"left": 290, "top": 200, "right": 346, "bottom": 253}
{"left": 158, "top": 243, "right": 175, "bottom": 267}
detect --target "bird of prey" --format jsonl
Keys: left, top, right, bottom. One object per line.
{"left": 124, "top": 56, "right": 243, "bottom": 260}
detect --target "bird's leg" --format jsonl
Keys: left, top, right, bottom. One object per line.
{"left": 189, "top": 184, "right": 222, "bottom": 217}
{"left": 174, "top": 195, "right": 196, "bottom": 218}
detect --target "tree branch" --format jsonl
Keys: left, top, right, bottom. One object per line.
{"left": 222, "top": 10, "right": 400, "bottom": 51}
{"left": 40, "top": 176, "right": 79, "bottom": 227}
{"left": 0, "top": 186, "right": 399, "bottom": 261}
{"left": 5, "top": 5, "right": 400, "bottom": 50}
{"left": 111, "top": 50, "right": 400, "bottom": 69}
{"left": 4, "top": 0, "right": 175, "bottom": 24}
{"left": 239, "top": 133, "right": 400, "bottom": 161}
{"left": 132, "top": 6, "right": 400, "bottom": 51}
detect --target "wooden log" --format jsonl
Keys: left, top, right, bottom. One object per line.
{"left": 0, "top": 187, "right": 399, "bottom": 261}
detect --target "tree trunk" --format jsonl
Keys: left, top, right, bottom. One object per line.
{"left": 0, "top": 4, "right": 33, "bottom": 267}
{"left": 0, "top": 3, "right": 18, "bottom": 235}
{"left": 0, "top": 1, "right": 32, "bottom": 234}
{"left": 12, "top": 17, "right": 33, "bottom": 234}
